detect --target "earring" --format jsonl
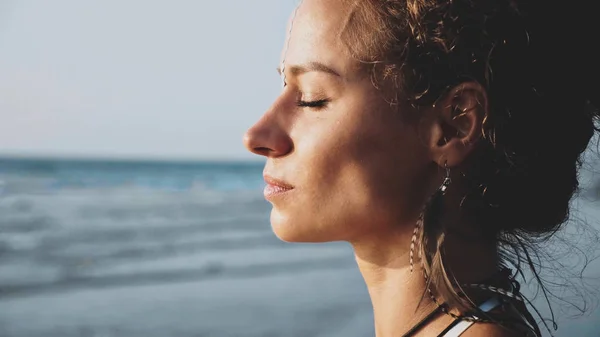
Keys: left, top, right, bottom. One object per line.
{"left": 439, "top": 162, "right": 451, "bottom": 194}
{"left": 410, "top": 162, "right": 451, "bottom": 272}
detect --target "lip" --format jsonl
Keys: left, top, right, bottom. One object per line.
{"left": 263, "top": 174, "right": 294, "bottom": 200}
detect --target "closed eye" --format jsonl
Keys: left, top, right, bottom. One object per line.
{"left": 297, "top": 99, "right": 330, "bottom": 109}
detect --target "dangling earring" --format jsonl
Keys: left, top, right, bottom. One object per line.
{"left": 439, "top": 162, "right": 451, "bottom": 194}
{"left": 410, "top": 162, "right": 451, "bottom": 272}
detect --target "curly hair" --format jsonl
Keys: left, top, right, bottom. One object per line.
{"left": 340, "top": 0, "right": 600, "bottom": 328}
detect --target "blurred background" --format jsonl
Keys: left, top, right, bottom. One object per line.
{"left": 0, "top": 1, "right": 598, "bottom": 336}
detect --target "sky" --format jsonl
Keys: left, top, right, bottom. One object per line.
{"left": 0, "top": 0, "right": 298, "bottom": 160}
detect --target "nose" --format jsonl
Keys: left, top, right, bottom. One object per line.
{"left": 243, "top": 105, "right": 293, "bottom": 158}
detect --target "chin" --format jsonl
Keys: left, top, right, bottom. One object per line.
{"left": 269, "top": 209, "right": 333, "bottom": 243}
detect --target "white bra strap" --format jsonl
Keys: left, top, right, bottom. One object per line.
{"left": 442, "top": 296, "right": 502, "bottom": 337}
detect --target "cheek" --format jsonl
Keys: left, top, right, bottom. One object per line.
{"left": 291, "top": 101, "right": 427, "bottom": 238}
{"left": 333, "top": 98, "right": 424, "bottom": 193}
{"left": 339, "top": 115, "right": 426, "bottom": 220}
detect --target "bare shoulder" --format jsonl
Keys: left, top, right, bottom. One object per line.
{"left": 460, "top": 322, "right": 530, "bottom": 337}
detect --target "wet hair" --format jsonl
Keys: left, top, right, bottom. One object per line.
{"left": 341, "top": 0, "right": 599, "bottom": 330}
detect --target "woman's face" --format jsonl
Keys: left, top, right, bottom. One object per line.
{"left": 244, "top": 0, "right": 432, "bottom": 243}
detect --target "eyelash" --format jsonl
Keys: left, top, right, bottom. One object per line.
{"left": 297, "top": 99, "right": 330, "bottom": 109}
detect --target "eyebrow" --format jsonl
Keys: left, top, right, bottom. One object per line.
{"left": 276, "top": 61, "right": 342, "bottom": 78}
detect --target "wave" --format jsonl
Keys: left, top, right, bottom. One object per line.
{"left": 0, "top": 252, "right": 354, "bottom": 299}
{"left": 0, "top": 158, "right": 265, "bottom": 196}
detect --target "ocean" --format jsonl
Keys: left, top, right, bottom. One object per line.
{"left": 0, "top": 157, "right": 598, "bottom": 337}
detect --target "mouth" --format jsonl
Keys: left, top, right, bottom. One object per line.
{"left": 263, "top": 174, "right": 294, "bottom": 200}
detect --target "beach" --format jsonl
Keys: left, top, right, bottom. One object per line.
{"left": 0, "top": 158, "right": 598, "bottom": 336}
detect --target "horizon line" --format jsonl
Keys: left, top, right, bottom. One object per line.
{"left": 0, "top": 152, "right": 265, "bottom": 164}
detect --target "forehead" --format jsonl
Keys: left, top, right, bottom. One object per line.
{"left": 282, "top": 0, "right": 360, "bottom": 75}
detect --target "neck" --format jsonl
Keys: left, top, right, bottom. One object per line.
{"left": 351, "top": 219, "right": 499, "bottom": 337}
{"left": 353, "top": 233, "right": 434, "bottom": 337}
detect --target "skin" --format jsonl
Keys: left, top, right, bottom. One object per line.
{"left": 244, "top": 0, "right": 517, "bottom": 336}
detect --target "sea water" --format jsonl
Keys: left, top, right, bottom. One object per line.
{"left": 0, "top": 157, "right": 598, "bottom": 337}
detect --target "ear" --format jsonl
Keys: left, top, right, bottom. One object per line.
{"left": 427, "top": 82, "right": 487, "bottom": 167}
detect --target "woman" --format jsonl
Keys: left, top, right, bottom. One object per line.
{"left": 243, "top": 0, "right": 599, "bottom": 336}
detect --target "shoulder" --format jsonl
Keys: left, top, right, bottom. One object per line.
{"left": 460, "top": 322, "right": 532, "bottom": 337}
